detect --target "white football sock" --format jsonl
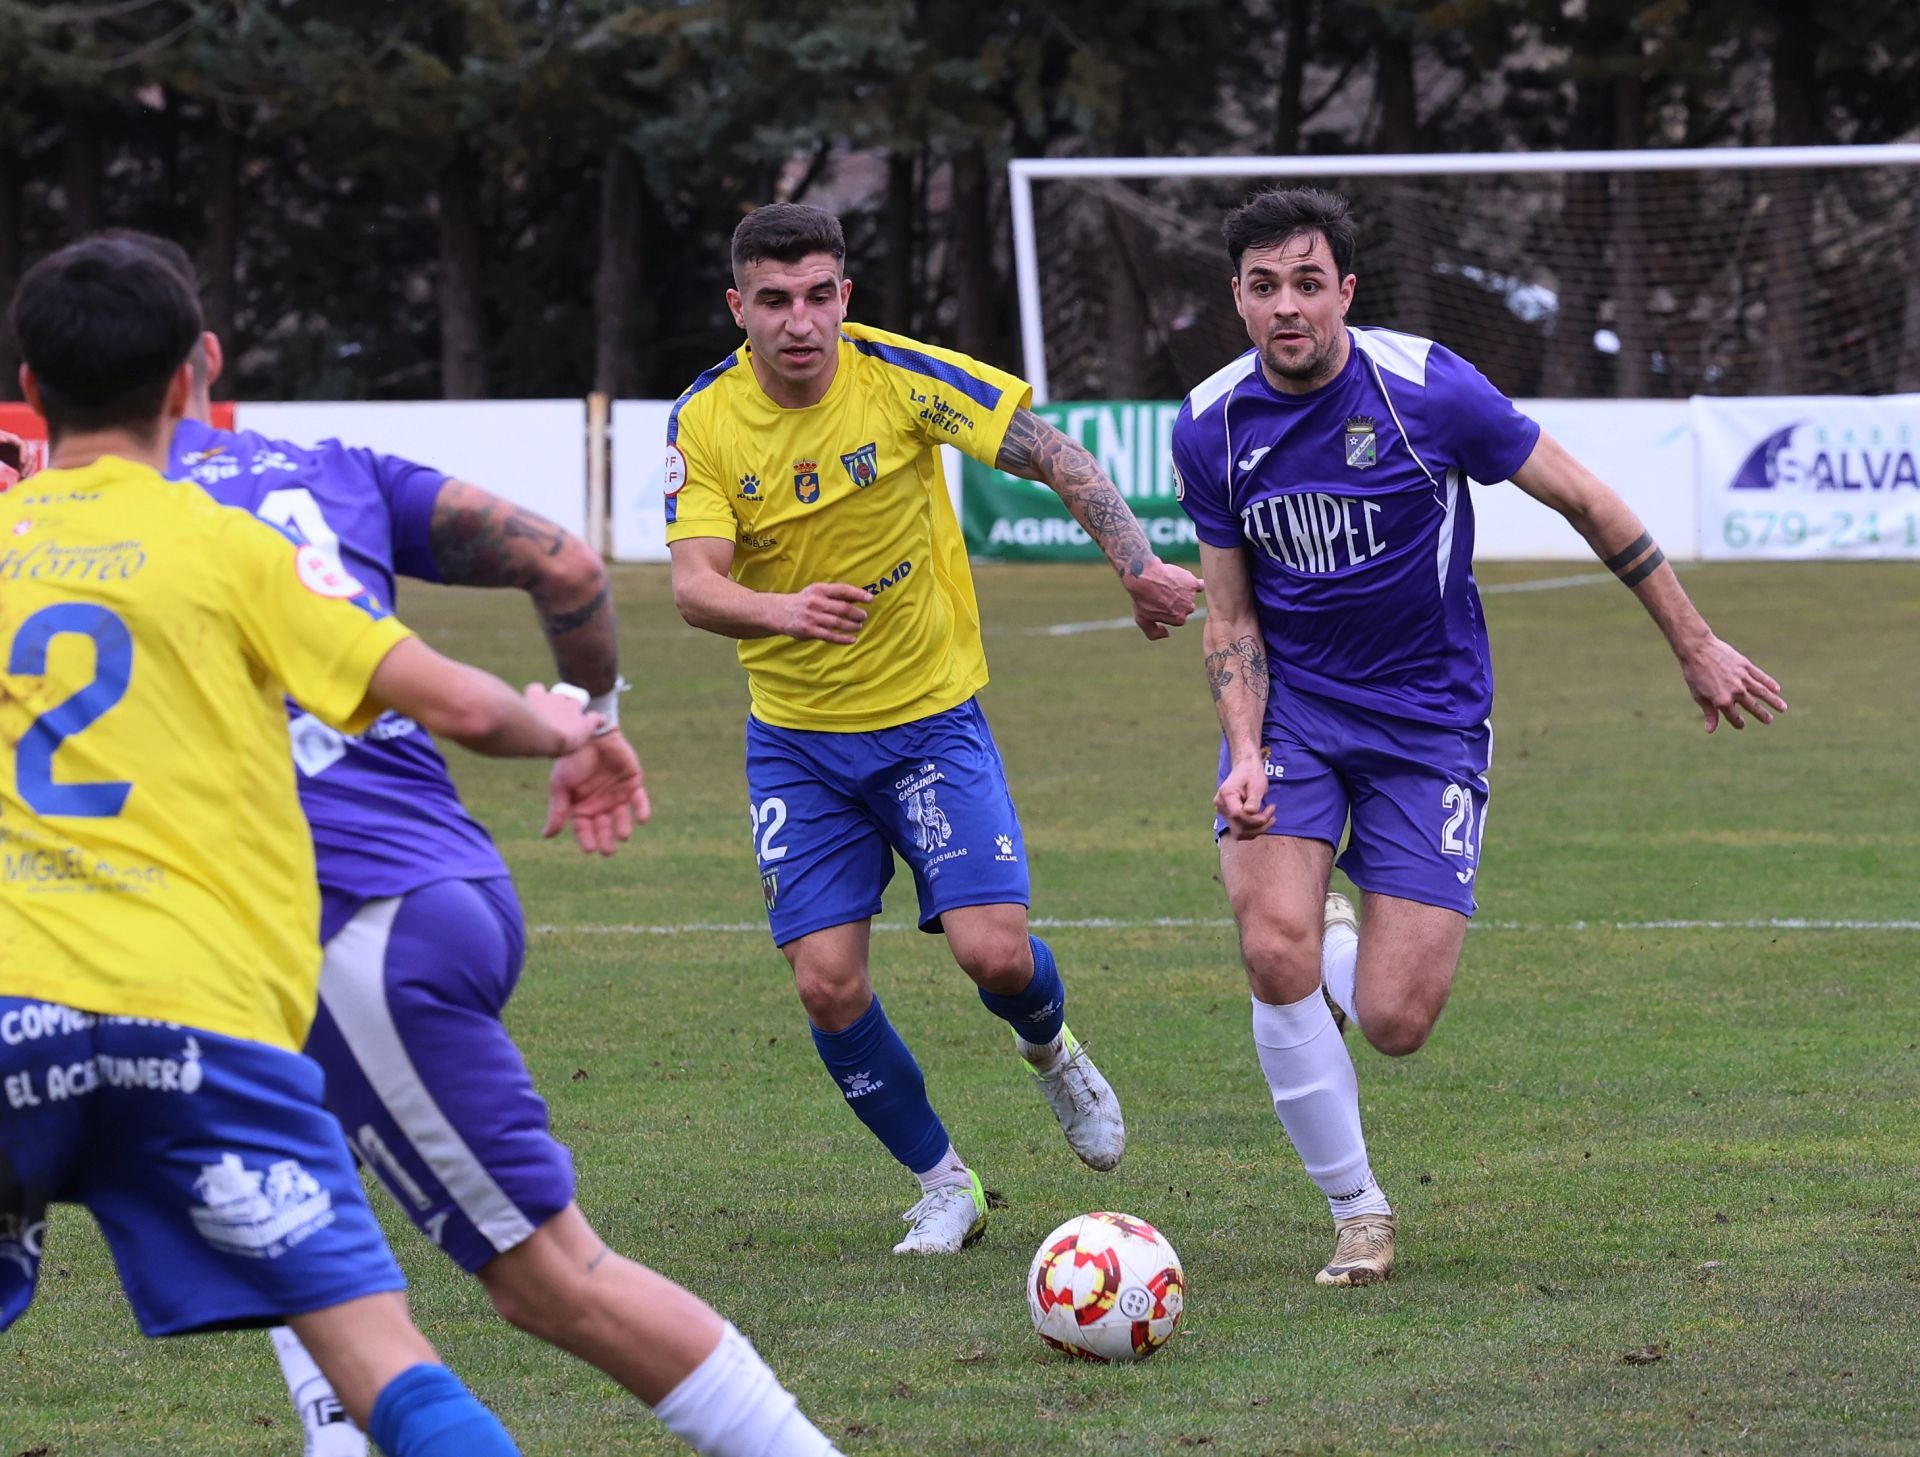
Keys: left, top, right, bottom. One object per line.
{"left": 1321, "top": 920, "right": 1359, "bottom": 1027}
{"left": 1014, "top": 1030, "right": 1066, "bottom": 1071}
{"left": 1250, "top": 992, "right": 1392, "bottom": 1222}
{"left": 654, "top": 1322, "right": 843, "bottom": 1457}
{"left": 270, "top": 1325, "right": 368, "bottom": 1457}
{"left": 912, "top": 1142, "right": 973, "bottom": 1194}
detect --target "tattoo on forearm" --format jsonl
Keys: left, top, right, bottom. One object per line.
{"left": 544, "top": 583, "right": 610, "bottom": 638}
{"left": 996, "top": 409, "right": 1151, "bottom": 577}
{"left": 1204, "top": 634, "right": 1268, "bottom": 703}
{"left": 587, "top": 1245, "right": 611, "bottom": 1272}
{"left": 430, "top": 480, "right": 621, "bottom": 690}
{"left": 1604, "top": 530, "right": 1666, "bottom": 588}
{"left": 429, "top": 488, "right": 568, "bottom": 592}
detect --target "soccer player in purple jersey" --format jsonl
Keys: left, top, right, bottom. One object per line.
{"left": 119, "top": 232, "right": 841, "bottom": 1457}
{"left": 1172, "top": 189, "right": 1786, "bottom": 1287}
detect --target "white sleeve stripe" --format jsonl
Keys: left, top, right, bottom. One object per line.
{"left": 1350, "top": 327, "right": 1435, "bottom": 388}
{"left": 1186, "top": 352, "right": 1259, "bottom": 419}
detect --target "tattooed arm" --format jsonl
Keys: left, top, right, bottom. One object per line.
{"left": 427, "top": 478, "right": 648, "bottom": 854}
{"left": 994, "top": 408, "right": 1201, "bottom": 640}
{"left": 1199, "top": 541, "right": 1275, "bottom": 839}
{"left": 427, "top": 478, "right": 619, "bottom": 694}
{"left": 1509, "top": 431, "right": 1785, "bottom": 733}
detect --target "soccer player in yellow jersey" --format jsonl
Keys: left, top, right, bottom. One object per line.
{"left": 0, "top": 238, "right": 599, "bottom": 1456}
{"left": 668, "top": 204, "right": 1202, "bottom": 1254}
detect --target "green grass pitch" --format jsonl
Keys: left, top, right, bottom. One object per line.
{"left": 8, "top": 559, "right": 1918, "bottom": 1455}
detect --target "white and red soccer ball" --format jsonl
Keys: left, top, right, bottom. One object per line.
{"left": 1028, "top": 1211, "right": 1185, "bottom": 1362}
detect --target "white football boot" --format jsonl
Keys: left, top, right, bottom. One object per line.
{"left": 892, "top": 1169, "right": 988, "bottom": 1255}
{"left": 1022, "top": 1025, "right": 1126, "bottom": 1172}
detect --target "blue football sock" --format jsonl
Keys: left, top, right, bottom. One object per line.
{"left": 810, "top": 996, "right": 950, "bottom": 1174}
{"left": 368, "top": 1364, "right": 517, "bottom": 1457}
{"left": 977, "top": 934, "right": 1066, "bottom": 1046}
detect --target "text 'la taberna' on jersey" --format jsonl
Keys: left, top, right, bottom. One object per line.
{"left": 1240, "top": 492, "right": 1389, "bottom": 574}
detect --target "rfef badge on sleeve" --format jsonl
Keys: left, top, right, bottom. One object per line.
{"left": 1344, "top": 415, "right": 1377, "bottom": 470}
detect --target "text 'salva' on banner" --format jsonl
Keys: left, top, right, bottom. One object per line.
{"left": 1694, "top": 395, "right": 1920, "bottom": 560}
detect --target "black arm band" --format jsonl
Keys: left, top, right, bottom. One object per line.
{"left": 1602, "top": 531, "right": 1654, "bottom": 574}
{"left": 1619, "top": 547, "right": 1666, "bottom": 587}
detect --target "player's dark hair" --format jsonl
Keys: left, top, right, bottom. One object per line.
{"left": 731, "top": 204, "right": 846, "bottom": 280}
{"left": 10, "top": 235, "right": 202, "bottom": 439}
{"left": 1224, "top": 188, "right": 1356, "bottom": 278}
{"left": 101, "top": 228, "right": 213, "bottom": 385}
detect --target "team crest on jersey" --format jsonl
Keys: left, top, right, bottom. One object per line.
{"left": 1344, "top": 415, "right": 1378, "bottom": 469}
{"left": 762, "top": 871, "right": 778, "bottom": 911}
{"left": 1170, "top": 460, "right": 1185, "bottom": 502}
{"left": 737, "top": 474, "right": 761, "bottom": 500}
{"left": 793, "top": 460, "right": 820, "bottom": 503}
{"left": 839, "top": 442, "right": 880, "bottom": 488}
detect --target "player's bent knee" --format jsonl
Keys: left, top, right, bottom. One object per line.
{"left": 952, "top": 936, "right": 1030, "bottom": 993}
{"left": 791, "top": 967, "right": 871, "bottom": 1031}
{"left": 1237, "top": 923, "right": 1321, "bottom": 1003}
{"left": 1361, "top": 1008, "right": 1436, "bottom": 1057}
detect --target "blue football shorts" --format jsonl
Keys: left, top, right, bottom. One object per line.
{"left": 1215, "top": 678, "right": 1493, "bottom": 916}
{"left": 745, "top": 697, "right": 1031, "bottom": 945}
{"left": 0, "top": 1001, "right": 403, "bottom": 1336}
{"left": 308, "top": 876, "right": 574, "bottom": 1274}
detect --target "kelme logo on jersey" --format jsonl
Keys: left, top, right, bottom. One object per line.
{"left": 793, "top": 460, "right": 820, "bottom": 504}
{"left": 840, "top": 442, "right": 880, "bottom": 487}
{"left": 737, "top": 474, "right": 761, "bottom": 499}
{"left": 1344, "top": 415, "right": 1378, "bottom": 469}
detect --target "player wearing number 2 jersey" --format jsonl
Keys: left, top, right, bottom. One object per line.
{"left": 0, "top": 234, "right": 608, "bottom": 1457}
{"left": 1173, "top": 188, "right": 1786, "bottom": 1289}
{"left": 129, "top": 229, "right": 837, "bottom": 1457}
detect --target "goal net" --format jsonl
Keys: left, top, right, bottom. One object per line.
{"left": 1010, "top": 148, "right": 1920, "bottom": 403}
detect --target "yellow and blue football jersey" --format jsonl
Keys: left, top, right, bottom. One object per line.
{"left": 0, "top": 455, "right": 412, "bottom": 1051}
{"left": 664, "top": 321, "right": 1031, "bottom": 731}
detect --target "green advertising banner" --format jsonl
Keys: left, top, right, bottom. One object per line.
{"left": 961, "top": 400, "right": 1199, "bottom": 562}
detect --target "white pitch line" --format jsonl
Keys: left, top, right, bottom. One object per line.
{"left": 1480, "top": 571, "right": 1616, "bottom": 595}
{"left": 1026, "top": 571, "right": 1616, "bottom": 637}
{"left": 531, "top": 916, "right": 1920, "bottom": 937}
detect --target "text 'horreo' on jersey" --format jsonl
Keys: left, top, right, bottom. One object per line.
{"left": 1172, "top": 327, "right": 1541, "bottom": 729}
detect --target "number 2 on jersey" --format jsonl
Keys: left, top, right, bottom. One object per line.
{"left": 752, "top": 797, "right": 789, "bottom": 864}
{"left": 8, "top": 603, "right": 134, "bottom": 816}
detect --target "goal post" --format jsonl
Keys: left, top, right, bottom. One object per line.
{"left": 1008, "top": 145, "right": 1920, "bottom": 405}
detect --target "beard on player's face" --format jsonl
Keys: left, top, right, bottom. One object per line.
{"left": 1259, "top": 323, "right": 1339, "bottom": 383}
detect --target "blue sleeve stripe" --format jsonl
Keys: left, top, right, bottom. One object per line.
{"left": 852, "top": 338, "right": 1004, "bottom": 411}
{"left": 666, "top": 353, "right": 740, "bottom": 444}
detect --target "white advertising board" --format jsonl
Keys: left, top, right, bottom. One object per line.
{"left": 236, "top": 399, "right": 588, "bottom": 538}
{"left": 1694, "top": 395, "right": 1920, "bottom": 559}
{"left": 1470, "top": 400, "right": 1694, "bottom": 561}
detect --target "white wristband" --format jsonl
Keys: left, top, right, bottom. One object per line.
{"left": 552, "top": 677, "right": 627, "bottom": 736}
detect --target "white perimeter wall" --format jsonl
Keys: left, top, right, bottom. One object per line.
{"left": 237, "top": 399, "right": 588, "bottom": 539}
{"left": 1472, "top": 400, "right": 1693, "bottom": 560}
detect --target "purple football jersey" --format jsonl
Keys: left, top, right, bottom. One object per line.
{"left": 1172, "top": 328, "right": 1541, "bottom": 728}
{"left": 169, "top": 419, "right": 507, "bottom": 928}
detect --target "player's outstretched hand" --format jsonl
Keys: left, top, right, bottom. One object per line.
{"left": 776, "top": 581, "right": 872, "bottom": 645}
{"left": 1125, "top": 557, "right": 1203, "bottom": 641}
{"left": 544, "top": 730, "right": 650, "bottom": 855}
{"left": 523, "top": 682, "right": 602, "bottom": 755}
{"left": 1214, "top": 752, "right": 1276, "bottom": 840}
{"left": 1680, "top": 634, "right": 1787, "bottom": 733}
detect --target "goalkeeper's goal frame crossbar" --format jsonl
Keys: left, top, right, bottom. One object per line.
{"left": 1008, "top": 144, "right": 1920, "bottom": 403}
